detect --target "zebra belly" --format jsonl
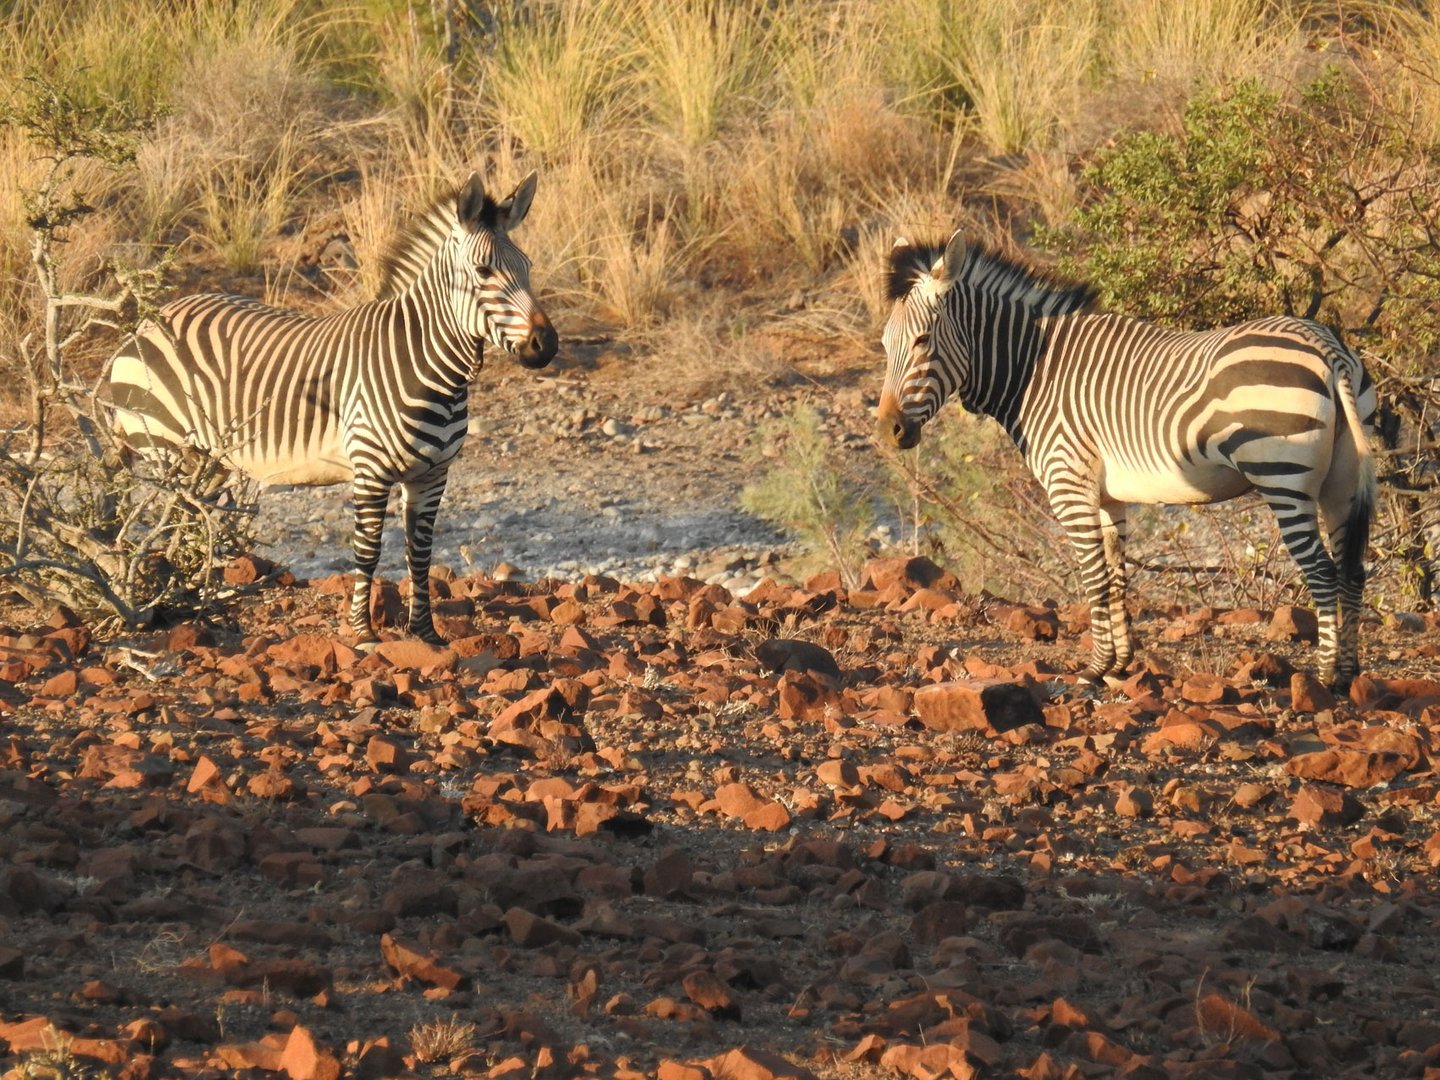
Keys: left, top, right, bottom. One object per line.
{"left": 231, "top": 449, "right": 354, "bottom": 487}
{"left": 1101, "top": 459, "right": 1250, "bottom": 506}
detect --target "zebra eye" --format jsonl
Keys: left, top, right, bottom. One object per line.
{"left": 913, "top": 334, "right": 931, "bottom": 352}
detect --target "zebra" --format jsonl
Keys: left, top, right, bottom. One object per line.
{"left": 877, "top": 232, "right": 1377, "bottom": 691}
{"left": 107, "top": 171, "right": 558, "bottom": 646}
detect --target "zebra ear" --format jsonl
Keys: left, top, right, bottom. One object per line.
{"left": 938, "top": 230, "right": 967, "bottom": 280}
{"left": 497, "top": 171, "right": 538, "bottom": 231}
{"left": 456, "top": 172, "right": 488, "bottom": 227}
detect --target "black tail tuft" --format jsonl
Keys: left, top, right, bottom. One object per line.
{"left": 1341, "top": 480, "right": 1372, "bottom": 582}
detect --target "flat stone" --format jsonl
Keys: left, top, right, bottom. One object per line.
{"left": 913, "top": 679, "right": 1044, "bottom": 734}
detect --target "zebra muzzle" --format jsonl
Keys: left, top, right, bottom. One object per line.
{"left": 876, "top": 395, "right": 922, "bottom": 450}
{"left": 517, "top": 316, "right": 558, "bottom": 369}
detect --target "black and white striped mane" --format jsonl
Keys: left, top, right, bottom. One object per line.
{"left": 375, "top": 180, "right": 505, "bottom": 300}
{"left": 887, "top": 239, "right": 1095, "bottom": 319}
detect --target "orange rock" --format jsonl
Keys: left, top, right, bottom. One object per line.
{"left": 1286, "top": 748, "right": 1412, "bottom": 788}
{"left": 913, "top": 679, "right": 1043, "bottom": 734}
{"left": 1195, "top": 991, "right": 1280, "bottom": 1045}
{"left": 1289, "top": 784, "right": 1363, "bottom": 828}
{"left": 702, "top": 1045, "right": 821, "bottom": 1080}
{"left": 280, "top": 1024, "right": 342, "bottom": 1080}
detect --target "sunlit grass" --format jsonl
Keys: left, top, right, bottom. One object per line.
{"left": 1102, "top": 0, "right": 1308, "bottom": 98}
{"left": 481, "top": 1, "right": 633, "bottom": 160}
{"left": 631, "top": 0, "right": 774, "bottom": 152}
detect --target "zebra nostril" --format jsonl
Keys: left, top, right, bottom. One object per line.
{"left": 518, "top": 323, "right": 557, "bottom": 369}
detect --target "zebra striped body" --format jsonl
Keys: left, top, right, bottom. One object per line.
{"left": 878, "top": 234, "right": 1376, "bottom": 689}
{"left": 108, "top": 172, "right": 557, "bottom": 644}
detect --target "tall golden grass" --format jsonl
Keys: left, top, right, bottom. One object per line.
{"left": 0, "top": 0, "right": 1435, "bottom": 382}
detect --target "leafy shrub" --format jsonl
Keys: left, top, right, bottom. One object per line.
{"left": 1043, "top": 70, "right": 1440, "bottom": 367}
{"left": 742, "top": 403, "right": 874, "bottom": 588}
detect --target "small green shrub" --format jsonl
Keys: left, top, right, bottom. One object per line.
{"left": 879, "top": 408, "right": 1073, "bottom": 600}
{"left": 742, "top": 403, "right": 874, "bottom": 588}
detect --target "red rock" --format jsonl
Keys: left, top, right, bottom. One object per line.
{"left": 374, "top": 638, "right": 456, "bottom": 673}
{"left": 1290, "top": 671, "right": 1336, "bottom": 713}
{"left": 913, "top": 679, "right": 1043, "bottom": 733}
{"left": 1289, "top": 784, "right": 1364, "bottom": 828}
{"left": 714, "top": 782, "right": 768, "bottom": 819}
{"left": 365, "top": 734, "right": 412, "bottom": 773}
{"left": 682, "top": 970, "right": 740, "bottom": 1019}
{"left": 279, "top": 1024, "right": 342, "bottom": 1080}
{"left": 1267, "top": 605, "right": 1318, "bottom": 642}
{"left": 1286, "top": 748, "right": 1412, "bottom": 788}
{"left": 505, "top": 906, "right": 582, "bottom": 948}
{"left": 817, "top": 759, "right": 861, "bottom": 789}
{"left": 186, "top": 755, "right": 225, "bottom": 794}
{"left": 1231, "top": 782, "right": 1273, "bottom": 809}
{"left": 216, "top": 1036, "right": 287, "bottom": 1071}
{"left": 702, "top": 1045, "right": 820, "bottom": 1079}
{"left": 862, "top": 555, "right": 954, "bottom": 593}
{"left": 776, "top": 671, "right": 840, "bottom": 722}
{"left": 658, "top": 1063, "right": 712, "bottom": 1080}
{"left": 224, "top": 553, "right": 276, "bottom": 585}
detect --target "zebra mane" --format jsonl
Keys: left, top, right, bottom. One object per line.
{"left": 375, "top": 179, "right": 507, "bottom": 300}
{"left": 887, "top": 238, "right": 1095, "bottom": 318}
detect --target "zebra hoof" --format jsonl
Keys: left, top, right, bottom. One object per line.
{"left": 1327, "top": 671, "right": 1355, "bottom": 697}
{"left": 354, "top": 638, "right": 379, "bottom": 654}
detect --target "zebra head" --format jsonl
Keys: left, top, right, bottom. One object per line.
{"left": 450, "top": 171, "right": 558, "bottom": 370}
{"left": 877, "top": 231, "right": 968, "bottom": 450}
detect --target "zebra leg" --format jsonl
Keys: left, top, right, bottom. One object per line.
{"left": 1099, "top": 501, "right": 1134, "bottom": 672}
{"left": 1320, "top": 481, "right": 1371, "bottom": 695}
{"left": 349, "top": 476, "right": 393, "bottom": 646}
{"left": 1262, "top": 492, "right": 1342, "bottom": 688}
{"left": 1053, "top": 496, "right": 1119, "bottom": 680}
{"left": 400, "top": 471, "right": 450, "bottom": 646}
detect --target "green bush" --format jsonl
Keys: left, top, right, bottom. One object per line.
{"left": 741, "top": 403, "right": 874, "bottom": 588}
{"left": 1042, "top": 70, "right": 1440, "bottom": 371}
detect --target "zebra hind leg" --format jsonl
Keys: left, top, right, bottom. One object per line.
{"left": 1321, "top": 474, "right": 1373, "bottom": 696}
{"left": 400, "top": 472, "right": 449, "bottom": 646}
{"left": 349, "top": 477, "right": 393, "bottom": 648}
{"left": 1261, "top": 491, "right": 1342, "bottom": 689}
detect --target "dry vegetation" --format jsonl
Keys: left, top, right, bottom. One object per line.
{"left": 3, "top": 2, "right": 1437, "bottom": 608}
{"left": 3, "top": 3, "right": 1440, "bottom": 1078}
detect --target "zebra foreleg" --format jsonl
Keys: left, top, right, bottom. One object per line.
{"left": 1099, "top": 501, "right": 1134, "bottom": 671}
{"left": 400, "top": 472, "right": 449, "bottom": 646}
{"left": 1055, "top": 498, "right": 1122, "bottom": 680}
{"left": 349, "top": 477, "right": 393, "bottom": 647}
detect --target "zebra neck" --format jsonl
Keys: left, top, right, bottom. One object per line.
{"left": 956, "top": 299, "right": 1046, "bottom": 441}
{"left": 386, "top": 268, "right": 482, "bottom": 390}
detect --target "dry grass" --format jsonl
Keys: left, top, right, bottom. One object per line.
{"left": 1102, "top": 0, "right": 1310, "bottom": 102}
{"left": 481, "top": 1, "right": 633, "bottom": 161}
{"left": 0, "top": 0, "right": 1435, "bottom": 412}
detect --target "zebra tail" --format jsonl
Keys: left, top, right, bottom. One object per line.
{"left": 1335, "top": 368, "right": 1375, "bottom": 582}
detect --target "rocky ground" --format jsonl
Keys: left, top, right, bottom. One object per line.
{"left": 4, "top": 340, "right": 1440, "bottom": 1080}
